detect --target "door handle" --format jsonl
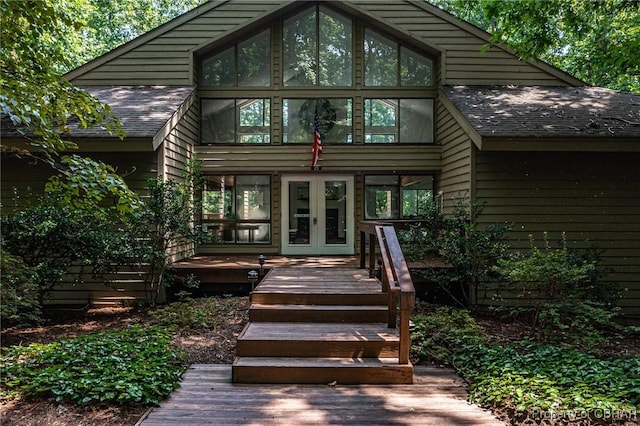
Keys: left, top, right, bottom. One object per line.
{"left": 313, "top": 217, "right": 318, "bottom": 225}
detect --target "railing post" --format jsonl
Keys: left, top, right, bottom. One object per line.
{"left": 399, "top": 306, "right": 411, "bottom": 365}
{"left": 368, "top": 232, "right": 376, "bottom": 278}
{"left": 359, "top": 230, "right": 366, "bottom": 269}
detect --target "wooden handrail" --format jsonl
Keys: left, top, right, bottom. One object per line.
{"left": 359, "top": 221, "right": 416, "bottom": 365}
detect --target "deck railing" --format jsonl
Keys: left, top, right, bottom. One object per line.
{"left": 359, "top": 221, "right": 415, "bottom": 365}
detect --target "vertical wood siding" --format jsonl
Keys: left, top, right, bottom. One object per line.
{"left": 474, "top": 151, "right": 640, "bottom": 318}
{"left": 436, "top": 100, "right": 472, "bottom": 211}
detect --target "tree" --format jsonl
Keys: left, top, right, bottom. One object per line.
{"left": 0, "top": 0, "right": 137, "bottom": 211}
{"left": 431, "top": 0, "right": 640, "bottom": 93}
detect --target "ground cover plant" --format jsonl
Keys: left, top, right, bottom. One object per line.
{"left": 411, "top": 302, "right": 640, "bottom": 425}
{"left": 1, "top": 325, "right": 185, "bottom": 406}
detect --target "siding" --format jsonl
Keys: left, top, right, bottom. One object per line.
{"left": 161, "top": 102, "right": 199, "bottom": 260}
{"left": 1, "top": 152, "right": 160, "bottom": 306}
{"left": 70, "top": 1, "right": 284, "bottom": 85}
{"left": 195, "top": 144, "right": 442, "bottom": 173}
{"left": 69, "top": 0, "right": 576, "bottom": 87}
{"left": 436, "top": 100, "right": 472, "bottom": 211}
{"left": 474, "top": 151, "right": 640, "bottom": 319}
{"left": 348, "top": 0, "right": 574, "bottom": 85}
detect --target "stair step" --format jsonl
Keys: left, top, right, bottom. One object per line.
{"left": 236, "top": 322, "right": 399, "bottom": 358}
{"left": 232, "top": 356, "right": 413, "bottom": 384}
{"left": 251, "top": 292, "right": 388, "bottom": 306}
{"left": 249, "top": 304, "right": 388, "bottom": 323}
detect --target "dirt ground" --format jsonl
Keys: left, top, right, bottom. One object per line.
{"left": 1, "top": 300, "right": 638, "bottom": 426}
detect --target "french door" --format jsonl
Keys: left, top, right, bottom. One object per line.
{"left": 281, "top": 175, "right": 354, "bottom": 255}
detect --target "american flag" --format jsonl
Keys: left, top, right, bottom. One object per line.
{"left": 311, "top": 106, "right": 322, "bottom": 168}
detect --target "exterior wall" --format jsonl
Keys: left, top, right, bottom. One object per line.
{"left": 1, "top": 151, "right": 160, "bottom": 306}
{"left": 348, "top": 0, "right": 575, "bottom": 85}
{"left": 68, "top": 0, "right": 577, "bottom": 87}
{"left": 474, "top": 150, "right": 640, "bottom": 319}
{"left": 435, "top": 99, "right": 472, "bottom": 211}
{"left": 69, "top": 1, "right": 284, "bottom": 85}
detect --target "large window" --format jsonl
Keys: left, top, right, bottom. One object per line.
{"left": 365, "top": 29, "right": 434, "bottom": 86}
{"left": 201, "top": 99, "right": 270, "bottom": 144}
{"left": 364, "top": 99, "right": 434, "bottom": 143}
{"left": 283, "top": 6, "right": 352, "bottom": 86}
{"left": 365, "top": 175, "right": 433, "bottom": 219}
{"left": 201, "top": 30, "right": 270, "bottom": 87}
{"left": 202, "top": 175, "right": 271, "bottom": 244}
{"left": 283, "top": 98, "right": 352, "bottom": 143}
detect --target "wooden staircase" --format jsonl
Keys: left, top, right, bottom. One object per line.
{"left": 232, "top": 267, "right": 414, "bottom": 385}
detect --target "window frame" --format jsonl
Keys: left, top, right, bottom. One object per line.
{"left": 201, "top": 98, "right": 271, "bottom": 145}
{"left": 201, "top": 175, "right": 272, "bottom": 245}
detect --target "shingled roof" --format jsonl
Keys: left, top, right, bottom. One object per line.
{"left": 2, "top": 86, "right": 194, "bottom": 140}
{"left": 441, "top": 86, "right": 640, "bottom": 140}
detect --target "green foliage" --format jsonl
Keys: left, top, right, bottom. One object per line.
{"left": 0, "top": 0, "right": 138, "bottom": 213}
{"left": 410, "top": 305, "right": 483, "bottom": 364}
{"left": 131, "top": 160, "right": 208, "bottom": 305}
{"left": 432, "top": 0, "right": 640, "bottom": 93}
{"left": 454, "top": 341, "right": 639, "bottom": 417}
{"left": 0, "top": 249, "right": 41, "bottom": 326}
{"left": 1, "top": 194, "right": 134, "bottom": 306}
{"left": 411, "top": 306, "right": 640, "bottom": 420}
{"left": 494, "top": 233, "right": 622, "bottom": 348}
{"left": 0, "top": 325, "right": 185, "bottom": 405}
{"left": 149, "top": 296, "right": 247, "bottom": 332}
{"left": 400, "top": 201, "right": 511, "bottom": 307}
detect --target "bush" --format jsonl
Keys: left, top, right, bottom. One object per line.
{"left": 410, "top": 305, "right": 483, "bottom": 364}
{"left": 0, "top": 249, "right": 41, "bottom": 326}
{"left": 0, "top": 325, "right": 185, "bottom": 405}
{"left": 494, "top": 233, "right": 623, "bottom": 348}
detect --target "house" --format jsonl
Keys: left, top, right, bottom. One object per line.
{"left": 2, "top": 1, "right": 639, "bottom": 317}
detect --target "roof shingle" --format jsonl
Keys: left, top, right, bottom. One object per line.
{"left": 442, "top": 86, "right": 640, "bottom": 139}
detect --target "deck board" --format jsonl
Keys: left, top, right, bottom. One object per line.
{"left": 138, "top": 365, "right": 504, "bottom": 425}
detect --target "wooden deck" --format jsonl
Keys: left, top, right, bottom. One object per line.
{"left": 138, "top": 364, "right": 504, "bottom": 425}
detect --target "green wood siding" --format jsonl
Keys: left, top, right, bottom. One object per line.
{"left": 436, "top": 100, "right": 472, "bottom": 211}
{"left": 474, "top": 151, "right": 640, "bottom": 319}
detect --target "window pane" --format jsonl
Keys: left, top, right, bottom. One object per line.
{"left": 283, "top": 98, "right": 352, "bottom": 143}
{"left": 238, "top": 30, "right": 271, "bottom": 86}
{"left": 399, "top": 99, "right": 434, "bottom": 143}
{"left": 319, "top": 7, "right": 352, "bottom": 86}
{"left": 364, "top": 175, "right": 399, "bottom": 219}
{"left": 283, "top": 8, "right": 317, "bottom": 86}
{"left": 364, "top": 99, "right": 397, "bottom": 143}
{"left": 401, "top": 47, "right": 433, "bottom": 86}
{"left": 202, "top": 176, "right": 234, "bottom": 220}
{"left": 201, "top": 99, "right": 235, "bottom": 143}
{"left": 235, "top": 176, "right": 270, "bottom": 220}
{"left": 364, "top": 29, "right": 397, "bottom": 86}
{"left": 238, "top": 99, "right": 270, "bottom": 144}
{"left": 202, "top": 47, "right": 234, "bottom": 86}
{"left": 401, "top": 176, "right": 434, "bottom": 217}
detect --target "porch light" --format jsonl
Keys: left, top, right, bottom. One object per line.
{"left": 248, "top": 270, "right": 259, "bottom": 290}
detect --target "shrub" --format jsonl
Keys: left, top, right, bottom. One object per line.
{"left": 410, "top": 305, "right": 484, "bottom": 364}
{"left": 494, "top": 233, "right": 623, "bottom": 347}
{"left": 0, "top": 249, "right": 41, "bottom": 326}
{"left": 0, "top": 325, "right": 185, "bottom": 405}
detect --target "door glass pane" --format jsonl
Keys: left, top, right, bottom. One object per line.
{"left": 288, "top": 181, "right": 310, "bottom": 245}
{"left": 325, "top": 181, "right": 346, "bottom": 244}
